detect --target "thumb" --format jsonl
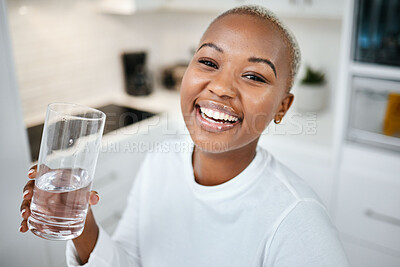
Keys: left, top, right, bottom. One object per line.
{"left": 89, "top": 191, "right": 100, "bottom": 206}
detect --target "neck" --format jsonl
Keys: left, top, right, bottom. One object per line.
{"left": 192, "top": 140, "right": 258, "bottom": 186}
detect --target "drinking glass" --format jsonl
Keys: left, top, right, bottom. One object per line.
{"left": 28, "top": 103, "right": 106, "bottom": 240}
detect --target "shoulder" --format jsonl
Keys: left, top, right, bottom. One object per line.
{"left": 257, "top": 145, "right": 323, "bottom": 204}
{"left": 264, "top": 200, "right": 349, "bottom": 267}
{"left": 256, "top": 146, "right": 349, "bottom": 266}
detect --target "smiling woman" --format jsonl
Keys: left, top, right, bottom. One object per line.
{"left": 180, "top": 10, "right": 296, "bottom": 187}
{"left": 20, "top": 5, "right": 349, "bottom": 267}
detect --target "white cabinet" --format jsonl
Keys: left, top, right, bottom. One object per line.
{"left": 163, "top": 0, "right": 241, "bottom": 12}
{"left": 342, "top": 239, "right": 400, "bottom": 267}
{"left": 92, "top": 116, "right": 171, "bottom": 234}
{"left": 92, "top": 148, "right": 144, "bottom": 233}
{"left": 299, "top": 0, "right": 345, "bottom": 18}
{"left": 332, "top": 0, "right": 400, "bottom": 264}
{"left": 334, "top": 144, "right": 400, "bottom": 262}
{"left": 98, "top": 0, "right": 345, "bottom": 19}
{"left": 247, "top": 0, "right": 345, "bottom": 19}
{"left": 98, "top": 0, "right": 165, "bottom": 14}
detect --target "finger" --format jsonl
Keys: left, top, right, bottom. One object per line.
{"left": 19, "top": 219, "right": 29, "bottom": 233}
{"left": 20, "top": 199, "right": 31, "bottom": 212}
{"left": 20, "top": 207, "right": 30, "bottom": 220}
{"left": 89, "top": 191, "right": 100, "bottom": 206}
{"left": 22, "top": 180, "right": 35, "bottom": 200}
{"left": 27, "top": 165, "right": 38, "bottom": 179}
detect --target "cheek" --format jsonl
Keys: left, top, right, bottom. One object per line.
{"left": 180, "top": 68, "right": 205, "bottom": 110}
{"left": 242, "top": 92, "right": 280, "bottom": 134}
{"left": 181, "top": 68, "right": 207, "bottom": 94}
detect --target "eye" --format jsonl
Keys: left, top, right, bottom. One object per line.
{"left": 243, "top": 73, "right": 267, "bottom": 83}
{"left": 198, "top": 59, "right": 218, "bottom": 69}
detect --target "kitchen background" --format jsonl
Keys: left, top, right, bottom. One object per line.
{"left": 1, "top": 0, "right": 399, "bottom": 266}
{"left": 7, "top": 0, "right": 341, "bottom": 126}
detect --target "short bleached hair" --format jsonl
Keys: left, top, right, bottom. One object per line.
{"left": 209, "top": 5, "right": 301, "bottom": 92}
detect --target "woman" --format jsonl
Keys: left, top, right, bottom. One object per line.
{"left": 20, "top": 5, "right": 349, "bottom": 267}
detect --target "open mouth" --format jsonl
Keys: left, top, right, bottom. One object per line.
{"left": 199, "top": 106, "right": 239, "bottom": 124}
{"left": 195, "top": 104, "right": 241, "bottom": 132}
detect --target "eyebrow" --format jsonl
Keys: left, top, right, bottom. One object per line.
{"left": 197, "top": 42, "right": 224, "bottom": 53}
{"left": 248, "top": 57, "right": 277, "bottom": 78}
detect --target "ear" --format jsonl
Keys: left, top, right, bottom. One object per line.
{"left": 274, "top": 93, "right": 294, "bottom": 123}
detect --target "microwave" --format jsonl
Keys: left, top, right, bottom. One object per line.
{"left": 353, "top": 0, "right": 400, "bottom": 67}
{"left": 348, "top": 76, "right": 400, "bottom": 151}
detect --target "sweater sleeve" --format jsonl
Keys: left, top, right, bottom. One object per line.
{"left": 66, "top": 155, "right": 149, "bottom": 267}
{"left": 264, "top": 200, "right": 350, "bottom": 267}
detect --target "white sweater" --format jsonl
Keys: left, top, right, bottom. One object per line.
{"left": 66, "top": 139, "right": 349, "bottom": 267}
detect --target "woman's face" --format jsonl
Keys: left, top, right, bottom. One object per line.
{"left": 180, "top": 14, "right": 293, "bottom": 153}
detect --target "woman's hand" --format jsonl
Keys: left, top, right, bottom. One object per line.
{"left": 20, "top": 164, "right": 101, "bottom": 264}
{"left": 19, "top": 164, "right": 100, "bottom": 233}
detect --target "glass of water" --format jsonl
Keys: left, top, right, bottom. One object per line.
{"left": 28, "top": 103, "right": 106, "bottom": 240}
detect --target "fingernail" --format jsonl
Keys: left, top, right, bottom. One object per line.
{"left": 23, "top": 190, "right": 29, "bottom": 198}
{"left": 28, "top": 169, "right": 35, "bottom": 177}
{"left": 21, "top": 209, "right": 26, "bottom": 217}
{"left": 19, "top": 226, "right": 23, "bottom": 232}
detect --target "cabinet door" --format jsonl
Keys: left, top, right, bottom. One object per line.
{"left": 301, "top": 0, "right": 344, "bottom": 18}
{"left": 336, "top": 169, "right": 400, "bottom": 252}
{"left": 164, "top": 0, "right": 241, "bottom": 12}
{"left": 99, "top": 0, "right": 164, "bottom": 14}
{"left": 342, "top": 240, "right": 400, "bottom": 267}
{"left": 92, "top": 119, "right": 173, "bottom": 234}
{"left": 252, "top": 0, "right": 297, "bottom": 15}
{"left": 249, "top": 0, "right": 344, "bottom": 19}
{"left": 92, "top": 148, "right": 145, "bottom": 234}
{"left": 335, "top": 144, "right": 400, "bottom": 253}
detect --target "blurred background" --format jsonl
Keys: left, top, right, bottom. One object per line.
{"left": 0, "top": 0, "right": 399, "bottom": 266}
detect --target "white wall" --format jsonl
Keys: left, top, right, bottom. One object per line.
{"left": 283, "top": 17, "right": 342, "bottom": 110}
{"left": 6, "top": 0, "right": 342, "bottom": 126}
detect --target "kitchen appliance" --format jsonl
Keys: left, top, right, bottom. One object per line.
{"left": 122, "top": 52, "right": 153, "bottom": 96}
{"left": 161, "top": 63, "right": 188, "bottom": 91}
{"left": 348, "top": 76, "right": 400, "bottom": 151}
{"left": 353, "top": 0, "right": 400, "bottom": 67}
{"left": 345, "top": 0, "right": 400, "bottom": 152}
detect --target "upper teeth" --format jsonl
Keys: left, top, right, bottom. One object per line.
{"left": 200, "top": 107, "right": 238, "bottom": 122}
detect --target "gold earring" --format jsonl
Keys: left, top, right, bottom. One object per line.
{"left": 274, "top": 117, "right": 281, "bottom": 124}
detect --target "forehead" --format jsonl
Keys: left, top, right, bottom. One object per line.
{"left": 202, "top": 14, "right": 286, "bottom": 54}
{"left": 200, "top": 14, "right": 289, "bottom": 70}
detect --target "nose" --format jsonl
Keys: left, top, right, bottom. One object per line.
{"left": 207, "top": 69, "right": 237, "bottom": 98}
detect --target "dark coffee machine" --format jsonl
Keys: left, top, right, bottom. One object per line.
{"left": 122, "top": 52, "right": 153, "bottom": 96}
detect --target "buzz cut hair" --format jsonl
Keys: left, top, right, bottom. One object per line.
{"left": 210, "top": 5, "right": 301, "bottom": 92}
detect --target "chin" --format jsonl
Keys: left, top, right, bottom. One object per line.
{"left": 191, "top": 137, "right": 232, "bottom": 153}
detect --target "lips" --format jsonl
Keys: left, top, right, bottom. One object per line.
{"left": 194, "top": 100, "right": 241, "bottom": 133}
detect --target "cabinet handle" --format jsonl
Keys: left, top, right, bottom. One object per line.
{"left": 365, "top": 209, "right": 400, "bottom": 227}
